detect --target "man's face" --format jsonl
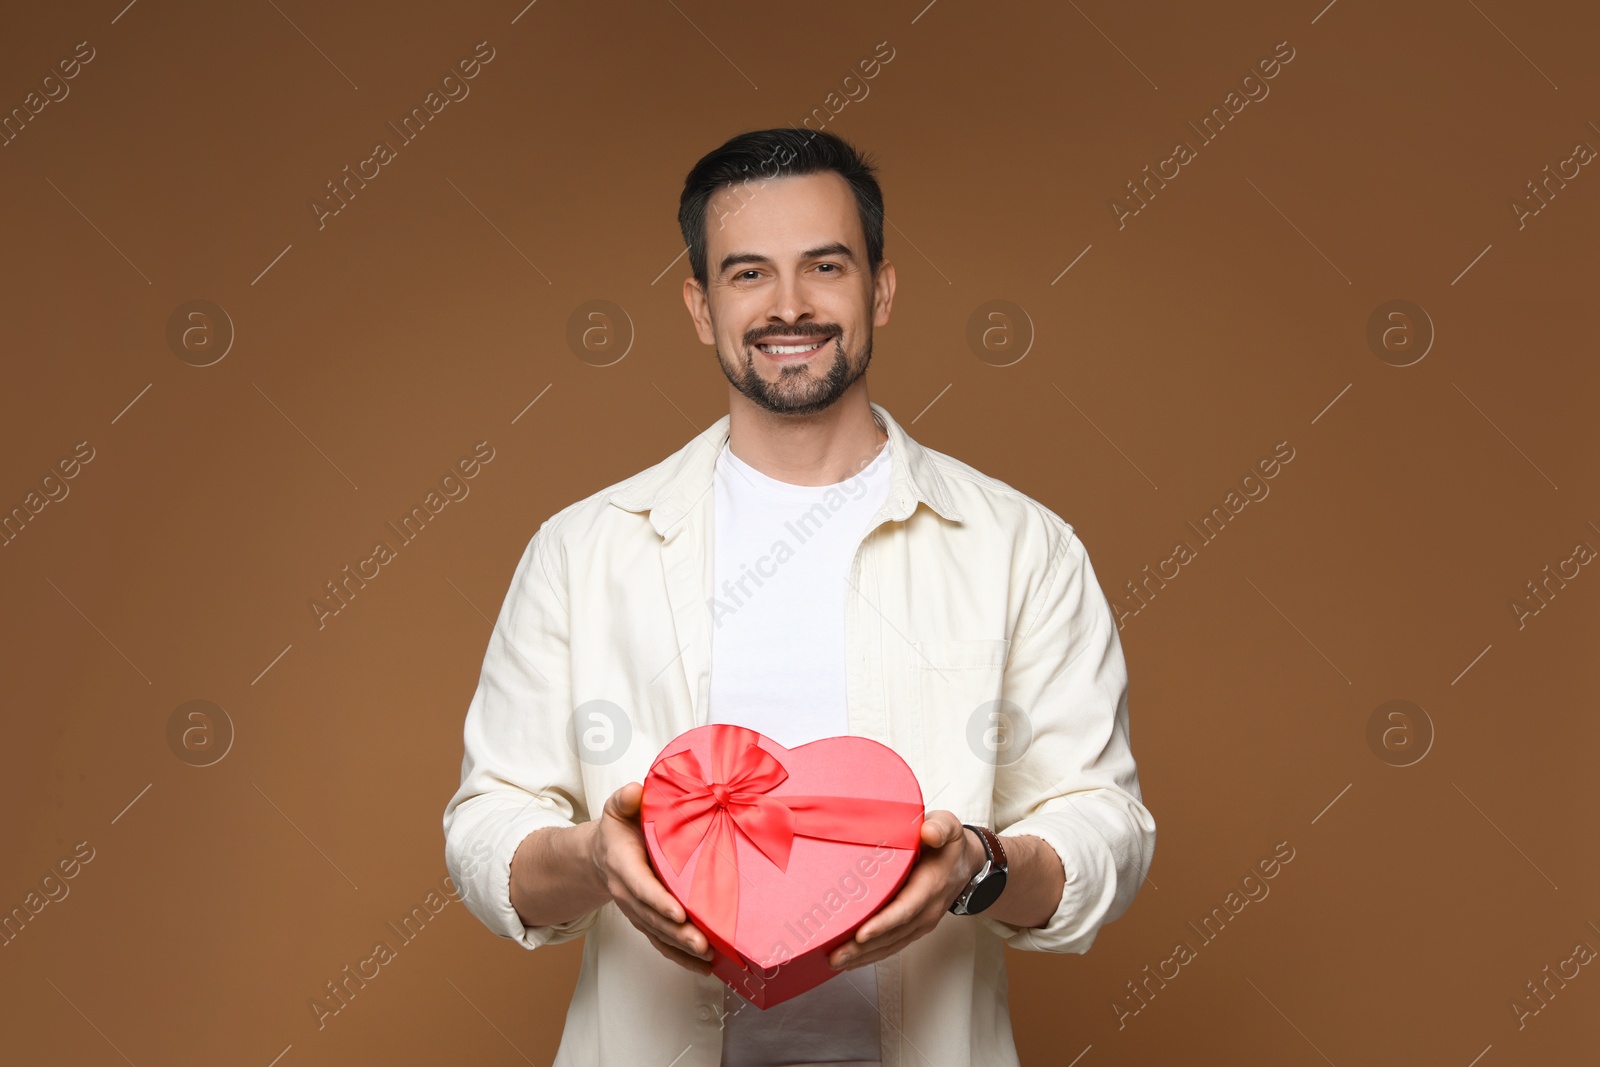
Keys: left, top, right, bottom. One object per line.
{"left": 684, "top": 170, "right": 895, "bottom": 416}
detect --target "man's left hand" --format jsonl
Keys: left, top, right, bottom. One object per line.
{"left": 828, "top": 810, "right": 982, "bottom": 971}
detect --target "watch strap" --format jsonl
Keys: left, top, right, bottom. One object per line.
{"left": 966, "top": 824, "right": 1007, "bottom": 872}
{"left": 950, "top": 824, "right": 1008, "bottom": 915}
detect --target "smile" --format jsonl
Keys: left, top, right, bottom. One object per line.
{"left": 756, "top": 339, "right": 829, "bottom": 357}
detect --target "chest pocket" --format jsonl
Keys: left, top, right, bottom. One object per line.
{"left": 914, "top": 638, "right": 1012, "bottom": 818}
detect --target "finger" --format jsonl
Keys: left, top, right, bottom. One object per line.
{"left": 841, "top": 894, "right": 925, "bottom": 961}
{"left": 834, "top": 924, "right": 928, "bottom": 970}
{"left": 844, "top": 904, "right": 925, "bottom": 958}
{"left": 921, "top": 811, "right": 962, "bottom": 848}
{"left": 598, "top": 823, "right": 710, "bottom": 960}
{"left": 641, "top": 927, "right": 715, "bottom": 975}
{"left": 650, "top": 933, "right": 714, "bottom": 974}
{"left": 656, "top": 910, "right": 713, "bottom": 960}
{"left": 614, "top": 844, "right": 690, "bottom": 926}
{"left": 612, "top": 866, "right": 711, "bottom": 959}
{"left": 617, "top": 892, "right": 712, "bottom": 958}
{"left": 854, "top": 896, "right": 917, "bottom": 945}
{"left": 614, "top": 879, "right": 708, "bottom": 956}
{"left": 666, "top": 917, "right": 714, "bottom": 961}
{"left": 607, "top": 782, "right": 644, "bottom": 819}
{"left": 855, "top": 857, "right": 947, "bottom": 942}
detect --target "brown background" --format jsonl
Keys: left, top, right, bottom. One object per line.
{"left": 1, "top": 0, "right": 1596, "bottom": 1063}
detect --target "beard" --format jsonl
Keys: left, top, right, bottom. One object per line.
{"left": 715, "top": 328, "right": 873, "bottom": 416}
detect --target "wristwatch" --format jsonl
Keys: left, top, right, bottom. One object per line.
{"left": 949, "top": 824, "right": 1008, "bottom": 915}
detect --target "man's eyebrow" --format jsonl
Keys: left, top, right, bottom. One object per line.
{"left": 716, "top": 243, "right": 856, "bottom": 276}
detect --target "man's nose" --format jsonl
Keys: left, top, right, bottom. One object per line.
{"left": 764, "top": 272, "right": 815, "bottom": 324}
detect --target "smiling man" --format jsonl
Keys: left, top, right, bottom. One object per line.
{"left": 443, "top": 128, "right": 1156, "bottom": 1067}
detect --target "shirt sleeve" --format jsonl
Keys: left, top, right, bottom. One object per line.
{"left": 442, "top": 520, "right": 602, "bottom": 950}
{"left": 978, "top": 519, "right": 1156, "bottom": 954}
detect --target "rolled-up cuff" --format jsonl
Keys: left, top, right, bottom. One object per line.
{"left": 976, "top": 813, "right": 1122, "bottom": 954}
{"left": 449, "top": 801, "right": 602, "bottom": 950}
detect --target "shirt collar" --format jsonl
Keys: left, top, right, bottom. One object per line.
{"left": 607, "top": 400, "right": 965, "bottom": 538}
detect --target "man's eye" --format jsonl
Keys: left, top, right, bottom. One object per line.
{"left": 737, "top": 270, "right": 761, "bottom": 281}
{"left": 816, "top": 263, "right": 838, "bottom": 273}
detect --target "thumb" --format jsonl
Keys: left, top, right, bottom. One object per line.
{"left": 608, "top": 782, "right": 643, "bottom": 818}
{"left": 922, "top": 813, "right": 960, "bottom": 848}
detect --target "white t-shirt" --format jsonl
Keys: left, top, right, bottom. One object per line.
{"left": 709, "top": 434, "right": 894, "bottom": 1067}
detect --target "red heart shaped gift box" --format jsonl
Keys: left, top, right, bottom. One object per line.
{"left": 640, "top": 723, "right": 925, "bottom": 1009}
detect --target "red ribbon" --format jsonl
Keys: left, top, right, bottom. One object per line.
{"left": 642, "top": 724, "right": 924, "bottom": 944}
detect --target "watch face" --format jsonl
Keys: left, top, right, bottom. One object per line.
{"left": 966, "top": 869, "right": 1007, "bottom": 914}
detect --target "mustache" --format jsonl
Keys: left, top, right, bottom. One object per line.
{"left": 747, "top": 327, "right": 840, "bottom": 345}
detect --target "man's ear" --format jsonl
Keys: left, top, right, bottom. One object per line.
{"left": 683, "top": 276, "right": 716, "bottom": 345}
{"left": 871, "top": 259, "right": 896, "bottom": 328}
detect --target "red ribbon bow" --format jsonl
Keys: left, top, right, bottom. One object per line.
{"left": 642, "top": 724, "right": 924, "bottom": 943}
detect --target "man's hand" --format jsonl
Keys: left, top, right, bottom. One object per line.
{"left": 827, "top": 810, "right": 984, "bottom": 971}
{"left": 589, "top": 782, "right": 716, "bottom": 976}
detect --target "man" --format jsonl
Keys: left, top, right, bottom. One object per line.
{"left": 443, "top": 128, "right": 1155, "bottom": 1067}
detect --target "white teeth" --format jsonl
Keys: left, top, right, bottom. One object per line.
{"left": 758, "top": 340, "right": 826, "bottom": 355}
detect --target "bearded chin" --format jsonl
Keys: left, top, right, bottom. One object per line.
{"left": 720, "top": 335, "right": 872, "bottom": 416}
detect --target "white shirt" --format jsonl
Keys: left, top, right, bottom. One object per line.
{"left": 709, "top": 436, "right": 894, "bottom": 1066}
{"left": 443, "top": 401, "right": 1156, "bottom": 1067}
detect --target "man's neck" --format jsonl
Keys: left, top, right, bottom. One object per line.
{"left": 725, "top": 392, "right": 888, "bottom": 487}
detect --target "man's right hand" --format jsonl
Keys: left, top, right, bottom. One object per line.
{"left": 588, "top": 781, "right": 715, "bottom": 976}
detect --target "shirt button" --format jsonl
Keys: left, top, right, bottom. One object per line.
{"left": 697, "top": 1006, "right": 713, "bottom": 1021}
